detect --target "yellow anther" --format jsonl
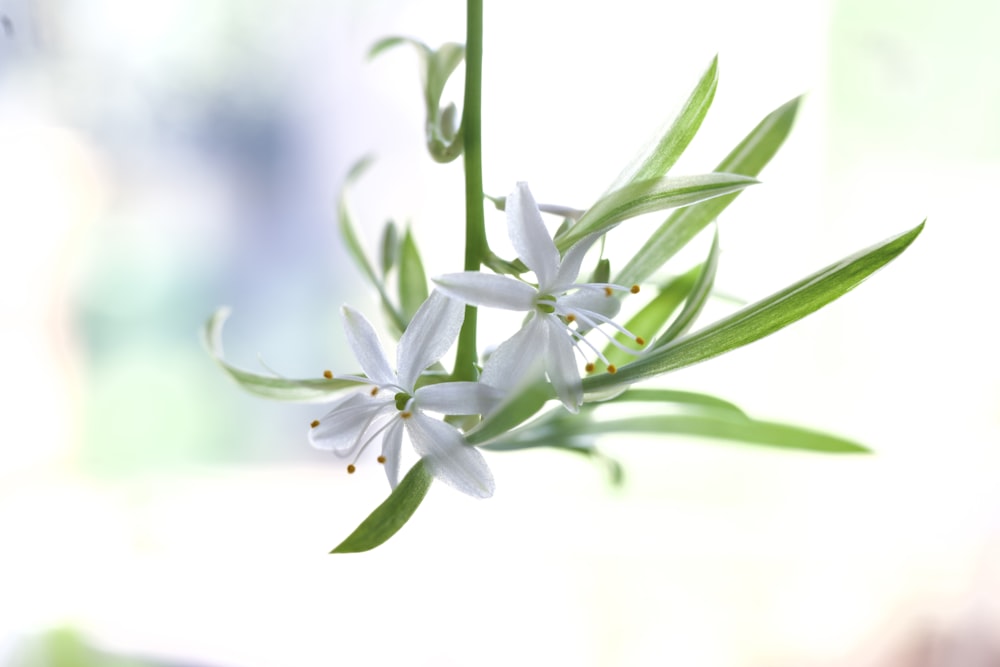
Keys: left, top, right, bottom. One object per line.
{"left": 566, "top": 314, "right": 576, "bottom": 323}
{"left": 401, "top": 411, "right": 413, "bottom": 419}
{"left": 377, "top": 456, "right": 386, "bottom": 464}
{"left": 347, "top": 464, "right": 356, "bottom": 474}
{"left": 585, "top": 362, "right": 595, "bottom": 373}
{"left": 630, "top": 285, "right": 640, "bottom": 294}
{"left": 635, "top": 336, "right": 646, "bottom": 346}
{"left": 604, "top": 286, "right": 613, "bottom": 297}
{"left": 370, "top": 387, "right": 379, "bottom": 397}
{"left": 607, "top": 364, "right": 617, "bottom": 374}
{"left": 323, "top": 370, "right": 333, "bottom": 379}
{"left": 310, "top": 419, "right": 320, "bottom": 428}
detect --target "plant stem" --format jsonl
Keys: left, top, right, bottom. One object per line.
{"left": 454, "top": 0, "right": 485, "bottom": 381}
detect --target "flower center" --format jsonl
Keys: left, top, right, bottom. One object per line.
{"left": 535, "top": 293, "right": 557, "bottom": 314}
{"left": 394, "top": 391, "right": 413, "bottom": 411}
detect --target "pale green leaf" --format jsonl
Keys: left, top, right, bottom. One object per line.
{"left": 338, "top": 157, "right": 407, "bottom": 333}
{"left": 331, "top": 459, "right": 433, "bottom": 553}
{"left": 607, "top": 55, "right": 718, "bottom": 191}
{"left": 654, "top": 228, "right": 719, "bottom": 346}
{"left": 556, "top": 173, "right": 757, "bottom": 252}
{"left": 398, "top": 227, "right": 429, "bottom": 324}
{"left": 616, "top": 96, "right": 802, "bottom": 287}
{"left": 202, "top": 308, "right": 357, "bottom": 402}
{"left": 581, "top": 414, "right": 869, "bottom": 453}
{"left": 583, "top": 221, "right": 925, "bottom": 394}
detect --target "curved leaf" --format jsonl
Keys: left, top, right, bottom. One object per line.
{"left": 583, "top": 221, "right": 925, "bottom": 394}
{"left": 331, "top": 459, "right": 434, "bottom": 553}
{"left": 616, "top": 96, "right": 802, "bottom": 287}
{"left": 202, "top": 308, "right": 358, "bottom": 402}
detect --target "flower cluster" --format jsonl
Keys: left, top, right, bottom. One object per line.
{"left": 309, "top": 183, "right": 643, "bottom": 497}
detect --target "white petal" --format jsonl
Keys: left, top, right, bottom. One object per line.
{"left": 380, "top": 418, "right": 405, "bottom": 489}
{"left": 308, "top": 392, "right": 392, "bottom": 455}
{"left": 480, "top": 314, "right": 547, "bottom": 391}
{"left": 433, "top": 272, "right": 536, "bottom": 311}
{"left": 415, "top": 381, "right": 504, "bottom": 416}
{"left": 406, "top": 413, "right": 495, "bottom": 498}
{"left": 552, "top": 232, "right": 603, "bottom": 291}
{"left": 507, "top": 182, "right": 560, "bottom": 288}
{"left": 543, "top": 316, "right": 583, "bottom": 413}
{"left": 396, "top": 291, "right": 464, "bottom": 389}
{"left": 342, "top": 306, "right": 396, "bottom": 386}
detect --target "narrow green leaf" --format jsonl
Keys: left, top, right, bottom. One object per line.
{"left": 398, "top": 227, "right": 429, "bottom": 324}
{"left": 338, "top": 157, "right": 407, "bottom": 333}
{"left": 556, "top": 173, "right": 757, "bottom": 251}
{"left": 616, "top": 96, "right": 802, "bottom": 287}
{"left": 607, "top": 55, "right": 718, "bottom": 191}
{"left": 590, "top": 388, "right": 748, "bottom": 418}
{"left": 581, "top": 414, "right": 869, "bottom": 453}
{"left": 654, "top": 228, "right": 719, "bottom": 346}
{"left": 599, "top": 266, "right": 699, "bottom": 370}
{"left": 584, "top": 221, "right": 925, "bottom": 394}
{"left": 466, "top": 381, "right": 554, "bottom": 446}
{"left": 202, "top": 308, "right": 357, "bottom": 402}
{"left": 379, "top": 220, "right": 399, "bottom": 277}
{"left": 331, "top": 459, "right": 434, "bottom": 553}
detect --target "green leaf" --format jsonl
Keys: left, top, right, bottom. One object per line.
{"left": 338, "top": 157, "right": 407, "bottom": 334}
{"left": 202, "top": 308, "right": 357, "bottom": 402}
{"left": 370, "top": 37, "right": 465, "bottom": 163}
{"left": 590, "top": 388, "right": 748, "bottom": 418}
{"left": 398, "top": 227, "right": 429, "bottom": 324}
{"left": 583, "top": 221, "right": 925, "bottom": 394}
{"left": 466, "top": 381, "right": 554, "bottom": 446}
{"left": 616, "top": 96, "right": 802, "bottom": 287}
{"left": 598, "top": 266, "right": 699, "bottom": 370}
{"left": 331, "top": 459, "right": 434, "bottom": 553}
{"left": 654, "top": 228, "right": 719, "bottom": 346}
{"left": 580, "top": 414, "right": 869, "bottom": 454}
{"left": 556, "top": 173, "right": 757, "bottom": 252}
{"left": 606, "top": 55, "right": 718, "bottom": 192}
{"left": 379, "top": 220, "right": 399, "bottom": 277}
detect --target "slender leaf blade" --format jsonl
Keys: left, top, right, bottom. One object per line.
{"left": 556, "top": 173, "right": 757, "bottom": 251}
{"left": 582, "top": 414, "right": 869, "bottom": 453}
{"left": 398, "top": 227, "right": 429, "bottom": 324}
{"left": 616, "top": 96, "right": 802, "bottom": 287}
{"left": 331, "top": 459, "right": 434, "bottom": 553}
{"left": 608, "top": 55, "right": 719, "bottom": 191}
{"left": 583, "top": 221, "right": 925, "bottom": 394}
{"left": 655, "top": 228, "right": 719, "bottom": 346}
{"left": 202, "top": 308, "right": 357, "bottom": 402}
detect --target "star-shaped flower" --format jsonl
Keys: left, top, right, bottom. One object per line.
{"left": 309, "top": 291, "right": 500, "bottom": 498}
{"left": 434, "top": 182, "right": 643, "bottom": 412}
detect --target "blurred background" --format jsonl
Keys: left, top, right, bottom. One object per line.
{"left": 1, "top": 0, "right": 998, "bottom": 665}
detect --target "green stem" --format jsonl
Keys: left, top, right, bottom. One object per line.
{"left": 454, "top": 0, "right": 485, "bottom": 380}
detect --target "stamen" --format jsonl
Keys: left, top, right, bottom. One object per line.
{"left": 603, "top": 286, "right": 613, "bottom": 297}
{"left": 323, "top": 370, "right": 333, "bottom": 379}
{"left": 566, "top": 314, "right": 576, "bottom": 323}
{"left": 607, "top": 364, "right": 617, "bottom": 374}
{"left": 377, "top": 455, "right": 386, "bottom": 464}
{"left": 570, "top": 308, "right": 645, "bottom": 357}
{"left": 370, "top": 387, "right": 379, "bottom": 397}
{"left": 635, "top": 336, "right": 645, "bottom": 346}
{"left": 347, "top": 464, "right": 356, "bottom": 474}
{"left": 400, "top": 411, "right": 413, "bottom": 419}
{"left": 630, "top": 284, "right": 640, "bottom": 294}
{"left": 585, "top": 362, "right": 595, "bottom": 373}
{"left": 310, "top": 420, "right": 320, "bottom": 428}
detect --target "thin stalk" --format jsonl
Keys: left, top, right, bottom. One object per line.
{"left": 454, "top": 0, "right": 485, "bottom": 380}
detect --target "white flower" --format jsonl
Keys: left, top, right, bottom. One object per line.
{"left": 308, "top": 291, "right": 500, "bottom": 498}
{"left": 434, "top": 182, "right": 643, "bottom": 412}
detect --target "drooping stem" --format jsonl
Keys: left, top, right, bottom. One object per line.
{"left": 454, "top": 0, "right": 485, "bottom": 381}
